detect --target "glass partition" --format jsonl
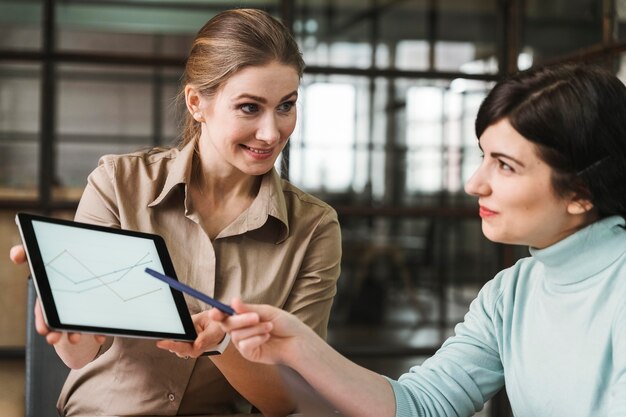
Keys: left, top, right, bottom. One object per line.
{"left": 292, "top": 73, "right": 492, "bottom": 204}
{"left": 54, "top": 63, "right": 183, "bottom": 201}
{"left": 55, "top": 0, "right": 279, "bottom": 56}
{"left": 0, "top": 0, "right": 42, "bottom": 51}
{"left": 295, "top": 0, "right": 499, "bottom": 74}
{"left": 524, "top": 0, "right": 603, "bottom": 62}
{"left": 0, "top": 63, "right": 41, "bottom": 201}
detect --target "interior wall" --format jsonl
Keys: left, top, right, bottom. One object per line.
{"left": 0, "top": 210, "right": 30, "bottom": 417}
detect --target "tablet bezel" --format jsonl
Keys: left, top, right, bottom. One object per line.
{"left": 16, "top": 212, "right": 197, "bottom": 341}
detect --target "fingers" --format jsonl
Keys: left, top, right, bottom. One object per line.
{"left": 208, "top": 308, "right": 227, "bottom": 322}
{"left": 53, "top": 332, "right": 80, "bottom": 345}
{"left": 33, "top": 299, "right": 52, "bottom": 336}
{"left": 190, "top": 310, "right": 212, "bottom": 333}
{"left": 209, "top": 298, "right": 250, "bottom": 322}
{"left": 193, "top": 327, "right": 223, "bottom": 352}
{"left": 9, "top": 245, "right": 26, "bottom": 265}
{"left": 157, "top": 310, "right": 232, "bottom": 359}
{"left": 155, "top": 340, "right": 189, "bottom": 352}
{"left": 232, "top": 298, "right": 281, "bottom": 320}
{"left": 41, "top": 327, "right": 82, "bottom": 345}
{"left": 237, "top": 334, "right": 271, "bottom": 359}
{"left": 209, "top": 300, "right": 259, "bottom": 337}
{"left": 155, "top": 340, "right": 195, "bottom": 359}
{"left": 44, "top": 332, "right": 64, "bottom": 345}
{"left": 156, "top": 327, "right": 218, "bottom": 359}
{"left": 230, "top": 322, "right": 273, "bottom": 345}
{"left": 231, "top": 298, "right": 250, "bottom": 314}
{"left": 218, "top": 312, "right": 261, "bottom": 333}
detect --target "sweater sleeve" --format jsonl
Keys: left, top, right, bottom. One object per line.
{"left": 610, "top": 296, "right": 626, "bottom": 416}
{"left": 387, "top": 276, "right": 506, "bottom": 417}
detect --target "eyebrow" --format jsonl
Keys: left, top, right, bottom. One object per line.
{"left": 490, "top": 152, "right": 526, "bottom": 168}
{"left": 234, "top": 90, "right": 298, "bottom": 104}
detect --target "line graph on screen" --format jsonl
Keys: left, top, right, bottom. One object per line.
{"left": 44, "top": 249, "right": 163, "bottom": 302}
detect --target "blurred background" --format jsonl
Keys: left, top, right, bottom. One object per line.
{"left": 1, "top": 0, "right": 625, "bottom": 416}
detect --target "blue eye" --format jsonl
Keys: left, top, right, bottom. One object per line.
{"left": 277, "top": 101, "right": 295, "bottom": 113}
{"left": 240, "top": 103, "right": 259, "bottom": 114}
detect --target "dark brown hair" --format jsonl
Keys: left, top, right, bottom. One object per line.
{"left": 475, "top": 64, "right": 626, "bottom": 220}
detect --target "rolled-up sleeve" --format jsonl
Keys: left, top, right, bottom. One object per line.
{"left": 610, "top": 300, "right": 626, "bottom": 416}
{"left": 282, "top": 207, "right": 342, "bottom": 339}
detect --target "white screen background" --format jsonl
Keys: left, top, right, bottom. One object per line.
{"left": 32, "top": 220, "right": 185, "bottom": 334}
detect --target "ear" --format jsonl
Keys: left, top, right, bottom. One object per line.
{"left": 184, "top": 85, "right": 205, "bottom": 122}
{"left": 567, "top": 196, "right": 594, "bottom": 215}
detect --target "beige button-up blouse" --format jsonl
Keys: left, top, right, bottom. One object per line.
{"left": 56, "top": 141, "right": 342, "bottom": 416}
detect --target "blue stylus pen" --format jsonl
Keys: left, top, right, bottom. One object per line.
{"left": 145, "top": 267, "right": 236, "bottom": 315}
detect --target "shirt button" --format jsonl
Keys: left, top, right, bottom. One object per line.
{"left": 168, "top": 393, "right": 175, "bottom": 402}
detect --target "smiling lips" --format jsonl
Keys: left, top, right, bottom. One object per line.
{"left": 242, "top": 145, "right": 274, "bottom": 160}
{"left": 479, "top": 205, "right": 498, "bottom": 218}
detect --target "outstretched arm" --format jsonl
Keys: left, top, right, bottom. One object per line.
{"left": 211, "top": 299, "right": 397, "bottom": 417}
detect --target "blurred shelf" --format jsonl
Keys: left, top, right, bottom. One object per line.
{"left": 0, "top": 187, "right": 38, "bottom": 201}
{"left": 0, "top": 186, "right": 83, "bottom": 210}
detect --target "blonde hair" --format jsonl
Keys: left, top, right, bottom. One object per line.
{"left": 178, "top": 8, "right": 305, "bottom": 148}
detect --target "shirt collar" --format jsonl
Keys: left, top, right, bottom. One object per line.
{"left": 529, "top": 215, "right": 626, "bottom": 285}
{"left": 148, "top": 141, "right": 195, "bottom": 208}
{"left": 147, "top": 141, "right": 290, "bottom": 243}
{"left": 229, "top": 168, "right": 290, "bottom": 243}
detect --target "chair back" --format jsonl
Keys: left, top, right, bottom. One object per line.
{"left": 25, "top": 279, "right": 69, "bottom": 417}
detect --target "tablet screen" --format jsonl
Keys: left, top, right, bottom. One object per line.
{"left": 17, "top": 213, "right": 197, "bottom": 341}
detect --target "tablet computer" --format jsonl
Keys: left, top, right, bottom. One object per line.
{"left": 16, "top": 212, "right": 197, "bottom": 341}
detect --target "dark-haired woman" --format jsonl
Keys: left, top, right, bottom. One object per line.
{"left": 211, "top": 63, "right": 626, "bottom": 417}
{"left": 10, "top": 9, "right": 341, "bottom": 417}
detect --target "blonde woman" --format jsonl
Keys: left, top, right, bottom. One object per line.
{"left": 11, "top": 9, "right": 341, "bottom": 417}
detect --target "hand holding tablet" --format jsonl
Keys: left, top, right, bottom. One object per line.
{"left": 15, "top": 212, "right": 198, "bottom": 341}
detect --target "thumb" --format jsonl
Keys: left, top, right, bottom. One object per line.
{"left": 231, "top": 298, "right": 251, "bottom": 314}
{"left": 231, "top": 299, "right": 281, "bottom": 322}
{"left": 9, "top": 245, "right": 26, "bottom": 264}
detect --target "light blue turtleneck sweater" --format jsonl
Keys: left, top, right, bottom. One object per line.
{"left": 388, "top": 216, "right": 626, "bottom": 417}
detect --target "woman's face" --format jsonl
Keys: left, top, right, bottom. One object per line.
{"left": 464, "top": 118, "right": 593, "bottom": 248}
{"left": 189, "top": 61, "right": 299, "bottom": 177}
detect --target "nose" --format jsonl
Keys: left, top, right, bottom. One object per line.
{"left": 256, "top": 113, "right": 281, "bottom": 145}
{"left": 464, "top": 164, "right": 491, "bottom": 197}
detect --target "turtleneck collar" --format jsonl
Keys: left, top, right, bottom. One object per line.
{"left": 529, "top": 216, "right": 625, "bottom": 286}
